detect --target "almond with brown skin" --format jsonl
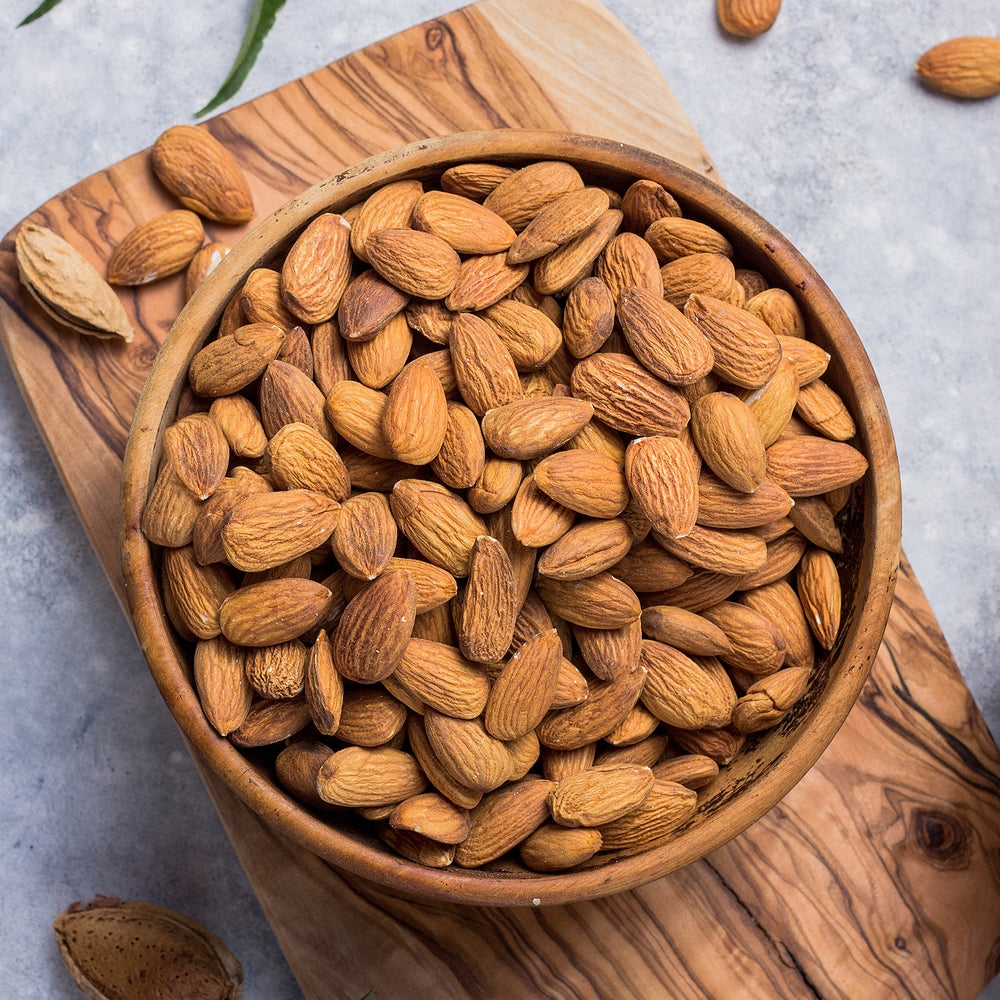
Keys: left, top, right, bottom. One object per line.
{"left": 188, "top": 322, "right": 284, "bottom": 397}
{"left": 652, "top": 754, "right": 719, "bottom": 789}
{"left": 218, "top": 577, "right": 331, "bottom": 647}
{"left": 520, "top": 823, "right": 603, "bottom": 872}
{"left": 660, "top": 252, "right": 736, "bottom": 308}
{"left": 621, "top": 178, "right": 682, "bottom": 233}
{"left": 482, "top": 160, "right": 584, "bottom": 231}
{"left": 510, "top": 473, "right": 576, "bottom": 548}
{"left": 406, "top": 714, "right": 483, "bottom": 810}
{"left": 265, "top": 422, "right": 351, "bottom": 501}
{"left": 220, "top": 489, "right": 340, "bottom": 573}
{"left": 337, "top": 269, "right": 410, "bottom": 342}
{"left": 695, "top": 470, "right": 793, "bottom": 529}
{"left": 107, "top": 209, "right": 204, "bottom": 285}
{"left": 562, "top": 276, "right": 615, "bottom": 358}
{"left": 161, "top": 545, "right": 235, "bottom": 639}
{"left": 304, "top": 629, "right": 343, "bottom": 736}
{"left": 161, "top": 411, "right": 229, "bottom": 501}
{"left": 389, "top": 792, "right": 471, "bottom": 844}
{"left": 507, "top": 186, "right": 610, "bottom": 264}
{"left": 536, "top": 663, "right": 647, "bottom": 750}
{"left": 640, "top": 604, "right": 734, "bottom": 657}
{"left": 536, "top": 572, "right": 641, "bottom": 630}
{"left": 691, "top": 391, "right": 766, "bottom": 494}
{"left": 208, "top": 394, "right": 267, "bottom": 459}
{"left": 454, "top": 776, "right": 555, "bottom": 868}
{"left": 717, "top": 0, "right": 782, "bottom": 38}
{"left": 597, "top": 779, "right": 698, "bottom": 850}
{"left": 745, "top": 287, "right": 806, "bottom": 338}
{"left": 573, "top": 619, "right": 642, "bottom": 681}
{"left": 336, "top": 687, "right": 408, "bottom": 747}
{"left": 238, "top": 268, "right": 298, "bottom": 331}
{"left": 732, "top": 666, "right": 812, "bottom": 733}
{"left": 382, "top": 557, "right": 457, "bottom": 612}
{"left": 381, "top": 356, "right": 449, "bottom": 465}
{"left": 229, "top": 696, "right": 311, "bottom": 748}
{"left": 739, "top": 579, "right": 816, "bottom": 672}
{"left": 244, "top": 639, "right": 308, "bottom": 700}
{"left": 611, "top": 539, "right": 693, "bottom": 593}
{"left": 738, "top": 530, "right": 808, "bottom": 590}
{"left": 412, "top": 189, "right": 516, "bottom": 253}
{"left": 275, "top": 740, "right": 340, "bottom": 810}
{"left": 468, "top": 455, "right": 523, "bottom": 514}
{"left": 741, "top": 355, "right": 800, "bottom": 447}
{"left": 483, "top": 628, "right": 563, "bottom": 740}
{"left": 778, "top": 336, "right": 831, "bottom": 386}
{"left": 570, "top": 352, "right": 690, "bottom": 437}
{"left": 343, "top": 311, "right": 412, "bottom": 390}
{"left": 390, "top": 639, "right": 490, "bottom": 719}
{"left": 795, "top": 379, "right": 857, "bottom": 441}
{"left": 350, "top": 179, "right": 423, "bottom": 263}
{"left": 440, "top": 161, "right": 515, "bottom": 200}
{"left": 797, "top": 546, "right": 842, "bottom": 649}
{"left": 447, "top": 311, "right": 523, "bottom": 416}
{"left": 616, "top": 285, "right": 715, "bottom": 386}
{"left": 280, "top": 213, "right": 353, "bottom": 323}
{"left": 640, "top": 641, "right": 737, "bottom": 729}
{"left": 595, "top": 231, "right": 663, "bottom": 302}
{"left": 787, "top": 494, "right": 844, "bottom": 553}
{"left": 423, "top": 710, "right": 513, "bottom": 793}
{"left": 645, "top": 216, "right": 733, "bottom": 262}
{"left": 481, "top": 298, "right": 562, "bottom": 371}
{"left": 365, "top": 227, "right": 462, "bottom": 300}
{"left": 259, "top": 359, "right": 334, "bottom": 442}
{"left": 317, "top": 746, "right": 427, "bottom": 808}
{"left": 455, "top": 535, "right": 518, "bottom": 663}
{"left": 916, "top": 36, "right": 1000, "bottom": 99}
{"left": 537, "top": 517, "right": 633, "bottom": 581}
{"left": 532, "top": 208, "right": 624, "bottom": 296}
{"left": 330, "top": 491, "right": 398, "bottom": 580}
{"left": 653, "top": 523, "right": 767, "bottom": 576}
{"left": 684, "top": 293, "right": 782, "bottom": 389}
{"left": 430, "top": 402, "right": 487, "bottom": 489}
{"left": 765, "top": 436, "right": 869, "bottom": 497}
{"left": 533, "top": 448, "right": 629, "bottom": 518}
{"left": 390, "top": 479, "right": 488, "bottom": 576}
{"left": 331, "top": 568, "right": 417, "bottom": 682}
{"left": 624, "top": 434, "right": 700, "bottom": 540}
{"left": 481, "top": 396, "right": 594, "bottom": 460}
{"left": 548, "top": 763, "right": 655, "bottom": 827}
{"left": 324, "top": 380, "right": 395, "bottom": 458}
{"left": 151, "top": 123, "right": 254, "bottom": 223}
{"left": 193, "top": 636, "right": 252, "bottom": 736}
{"left": 446, "top": 253, "right": 530, "bottom": 312}
{"left": 700, "top": 600, "right": 788, "bottom": 676}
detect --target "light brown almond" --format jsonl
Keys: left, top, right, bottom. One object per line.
{"left": 330, "top": 491, "right": 398, "bottom": 580}
{"left": 423, "top": 710, "right": 513, "bottom": 794}
{"left": 219, "top": 577, "right": 331, "bottom": 647}
{"left": 229, "top": 696, "right": 311, "bottom": 748}
{"left": 389, "top": 792, "right": 471, "bottom": 844}
{"left": 304, "top": 629, "right": 343, "bottom": 736}
{"left": 700, "top": 600, "right": 788, "bottom": 675}
{"left": 915, "top": 36, "right": 1000, "bottom": 99}
{"left": 445, "top": 252, "right": 530, "bottom": 312}
{"left": 193, "top": 636, "right": 252, "bottom": 736}
{"left": 548, "top": 763, "right": 654, "bottom": 827}
{"left": 620, "top": 178, "right": 682, "bottom": 233}
{"left": 380, "top": 356, "right": 449, "bottom": 465}
{"left": 797, "top": 546, "right": 842, "bottom": 649}
{"left": 481, "top": 396, "right": 594, "bottom": 460}
{"left": 259, "top": 358, "right": 334, "bottom": 441}
{"left": 595, "top": 231, "right": 663, "bottom": 302}
{"left": 739, "top": 580, "right": 816, "bottom": 672}
{"left": 535, "top": 572, "right": 641, "bottom": 629}
{"left": 532, "top": 208, "right": 624, "bottom": 296}
{"left": 520, "top": 823, "right": 602, "bottom": 872}
{"left": 265, "top": 421, "right": 351, "bottom": 501}
{"left": 188, "top": 322, "right": 284, "bottom": 397}
{"left": 412, "top": 189, "right": 516, "bottom": 253}
{"left": 483, "top": 629, "right": 563, "bottom": 740}
{"left": 280, "top": 213, "right": 353, "bottom": 323}
{"left": 507, "top": 186, "right": 610, "bottom": 264}
{"left": 624, "top": 434, "right": 700, "bottom": 540}
{"left": 639, "top": 641, "right": 737, "bottom": 729}
{"left": 336, "top": 687, "right": 408, "bottom": 747}
{"left": 644, "top": 216, "right": 733, "bottom": 262}
{"left": 597, "top": 779, "right": 698, "bottom": 850}
{"left": 317, "top": 746, "right": 427, "bottom": 807}
{"left": 795, "top": 379, "right": 857, "bottom": 441}
{"left": 741, "top": 356, "right": 800, "bottom": 447}
{"left": 533, "top": 448, "right": 629, "bottom": 518}
{"left": 350, "top": 179, "right": 423, "bottom": 263}
{"left": 640, "top": 604, "right": 734, "bottom": 657}
{"left": 107, "top": 209, "right": 204, "bottom": 286}
{"left": 765, "top": 436, "right": 869, "bottom": 497}
{"left": 691, "top": 391, "right": 766, "bottom": 494}
{"left": 440, "top": 162, "right": 515, "bottom": 200}
{"left": 482, "top": 160, "right": 584, "bottom": 231}
{"left": 209, "top": 394, "right": 267, "bottom": 459}
{"left": 365, "top": 227, "right": 462, "bottom": 300}
{"left": 653, "top": 523, "right": 767, "bottom": 576}
{"left": 660, "top": 252, "right": 736, "bottom": 308}
{"left": 537, "top": 518, "right": 633, "bottom": 581}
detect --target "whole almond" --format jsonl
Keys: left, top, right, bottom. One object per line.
{"left": 533, "top": 448, "right": 629, "bottom": 518}
{"left": 548, "top": 763, "right": 655, "bottom": 827}
{"left": 700, "top": 601, "right": 788, "bottom": 675}
{"left": 640, "top": 605, "right": 734, "bottom": 657}
{"left": 280, "top": 213, "right": 353, "bottom": 323}
{"left": 389, "top": 792, "right": 471, "bottom": 845}
{"left": 624, "top": 434, "right": 700, "bottom": 540}
{"left": 330, "top": 491, "right": 398, "bottom": 580}
{"left": 691, "top": 391, "right": 766, "bottom": 494}
{"left": 598, "top": 779, "right": 698, "bottom": 850}
{"left": 220, "top": 489, "right": 340, "bottom": 572}
{"left": 510, "top": 472, "right": 576, "bottom": 548}
{"left": 660, "top": 252, "right": 736, "bottom": 308}
{"left": 562, "top": 276, "right": 615, "bottom": 358}
{"left": 365, "top": 227, "right": 462, "bottom": 300}
{"left": 532, "top": 208, "right": 624, "bottom": 296}
{"left": 507, "top": 186, "right": 610, "bottom": 264}
{"left": 317, "top": 746, "right": 427, "bottom": 807}
{"left": 188, "top": 322, "right": 284, "bottom": 397}
{"left": 303, "top": 629, "right": 343, "bottom": 735}
{"left": 797, "top": 546, "right": 842, "bottom": 649}
{"left": 468, "top": 455, "right": 524, "bottom": 514}
{"left": 717, "top": 0, "right": 782, "bottom": 38}
{"left": 445, "top": 252, "right": 530, "bottom": 312}
{"left": 732, "top": 666, "right": 812, "bottom": 733}
{"left": 15, "top": 224, "right": 135, "bottom": 342}
{"left": 244, "top": 639, "right": 308, "bottom": 700}
{"left": 151, "top": 124, "right": 254, "bottom": 223}
{"left": 616, "top": 285, "right": 715, "bottom": 385}
{"left": 739, "top": 579, "right": 816, "bottom": 672}
{"left": 209, "top": 394, "right": 267, "bottom": 459}
{"left": 570, "top": 352, "right": 690, "bottom": 437}
{"left": 795, "top": 379, "right": 857, "bottom": 441}
{"left": 595, "top": 232, "right": 663, "bottom": 302}
{"left": 916, "top": 36, "right": 1000, "bottom": 99}
{"left": 193, "top": 636, "right": 252, "bottom": 736}
{"left": 455, "top": 535, "right": 518, "bottom": 662}
{"left": 653, "top": 523, "right": 767, "bottom": 576}
{"left": 407, "top": 714, "right": 483, "bottom": 810}
{"left": 390, "top": 638, "right": 490, "bottom": 719}
{"left": 259, "top": 359, "right": 334, "bottom": 441}
{"left": 742, "top": 356, "right": 800, "bottom": 447}
{"left": 240, "top": 267, "right": 299, "bottom": 330}
{"left": 535, "top": 572, "right": 641, "bottom": 629}
{"left": 331, "top": 569, "right": 417, "bottom": 682}
{"left": 520, "top": 822, "right": 603, "bottom": 871}
{"left": 621, "top": 178, "right": 682, "bottom": 233}
{"left": 639, "top": 641, "right": 737, "bottom": 729}
{"left": 482, "top": 298, "right": 563, "bottom": 371}
{"left": 573, "top": 619, "right": 642, "bottom": 681}
{"left": 482, "top": 160, "right": 584, "bottom": 231}
{"left": 423, "top": 710, "right": 513, "bottom": 793}
{"left": 765, "top": 436, "right": 869, "bottom": 496}
{"left": 337, "top": 269, "right": 410, "bottom": 342}
{"left": 537, "top": 517, "right": 633, "bottom": 581}
{"left": 645, "top": 216, "right": 733, "bottom": 262}
{"left": 453, "top": 777, "right": 554, "bottom": 868}
{"left": 336, "top": 687, "right": 408, "bottom": 747}
{"left": 390, "top": 479, "right": 488, "bottom": 576}
{"left": 695, "top": 470, "right": 793, "bottom": 530}
{"left": 440, "top": 161, "right": 515, "bottom": 200}
{"left": 108, "top": 210, "right": 204, "bottom": 286}
{"left": 161, "top": 411, "right": 229, "bottom": 501}
{"left": 483, "top": 629, "right": 563, "bottom": 740}
{"left": 219, "top": 577, "right": 331, "bottom": 647}
{"left": 324, "top": 380, "right": 396, "bottom": 458}
{"left": 265, "top": 422, "right": 351, "bottom": 501}
{"left": 160, "top": 544, "right": 234, "bottom": 642}
{"left": 611, "top": 539, "right": 693, "bottom": 593}
{"left": 448, "top": 312, "right": 523, "bottom": 416}
{"left": 684, "top": 293, "right": 782, "bottom": 389}
{"left": 383, "top": 557, "right": 458, "bottom": 612}
{"left": 745, "top": 287, "right": 806, "bottom": 338}
{"left": 412, "top": 189, "right": 516, "bottom": 253}
{"left": 229, "top": 696, "right": 311, "bottom": 748}
{"left": 381, "top": 356, "right": 449, "bottom": 465}
{"left": 481, "top": 396, "right": 594, "bottom": 460}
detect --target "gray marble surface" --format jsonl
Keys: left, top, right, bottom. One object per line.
{"left": 0, "top": 1, "right": 997, "bottom": 997}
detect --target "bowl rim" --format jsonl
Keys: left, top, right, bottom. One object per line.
{"left": 120, "top": 128, "right": 902, "bottom": 907}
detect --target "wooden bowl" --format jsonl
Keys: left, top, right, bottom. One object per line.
{"left": 120, "top": 130, "right": 901, "bottom": 906}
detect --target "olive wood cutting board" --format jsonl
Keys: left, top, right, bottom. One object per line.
{"left": 2, "top": 1, "right": 999, "bottom": 997}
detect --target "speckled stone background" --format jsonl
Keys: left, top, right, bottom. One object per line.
{"left": 0, "top": 1, "right": 997, "bottom": 997}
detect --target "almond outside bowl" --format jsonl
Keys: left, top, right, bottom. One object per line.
{"left": 120, "top": 129, "right": 901, "bottom": 907}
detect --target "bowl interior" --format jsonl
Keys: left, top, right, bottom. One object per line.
{"left": 120, "top": 129, "right": 901, "bottom": 906}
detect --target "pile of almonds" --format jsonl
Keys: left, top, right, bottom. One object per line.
{"left": 141, "top": 150, "right": 869, "bottom": 873}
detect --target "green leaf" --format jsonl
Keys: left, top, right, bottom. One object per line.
{"left": 195, "top": 0, "right": 287, "bottom": 118}
{"left": 18, "top": 0, "right": 64, "bottom": 27}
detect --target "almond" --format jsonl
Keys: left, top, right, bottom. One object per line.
{"left": 732, "top": 666, "right": 812, "bottom": 733}
{"left": 533, "top": 448, "right": 629, "bottom": 518}
{"left": 365, "top": 227, "right": 462, "bottom": 300}
{"left": 570, "top": 352, "right": 690, "bottom": 437}
{"left": 220, "top": 489, "right": 339, "bottom": 572}
{"left": 640, "top": 604, "right": 734, "bottom": 657}
{"left": 562, "top": 276, "right": 615, "bottom": 358}
{"left": 445, "top": 252, "right": 530, "bottom": 312}
{"left": 324, "top": 380, "right": 395, "bottom": 458}
{"left": 621, "top": 178, "right": 682, "bottom": 233}
{"left": 350, "top": 179, "right": 423, "bottom": 263}
{"left": 107, "top": 209, "right": 204, "bottom": 285}
{"left": 259, "top": 358, "right": 334, "bottom": 441}
{"left": 330, "top": 491, "right": 398, "bottom": 580}
{"left": 765, "top": 436, "right": 869, "bottom": 496}
{"left": 229, "top": 696, "right": 311, "bottom": 748}
{"left": 507, "top": 186, "right": 610, "bottom": 264}
{"left": 573, "top": 619, "right": 643, "bottom": 681}
{"left": 219, "top": 577, "right": 331, "bottom": 647}
{"left": 548, "top": 763, "right": 655, "bottom": 827}
{"left": 535, "top": 572, "right": 641, "bottom": 629}
{"left": 745, "top": 287, "right": 806, "bottom": 338}
{"left": 412, "top": 189, "right": 516, "bottom": 254}
{"left": 915, "top": 36, "right": 1000, "bottom": 99}
{"left": 481, "top": 298, "right": 562, "bottom": 371}
{"left": 611, "top": 539, "right": 693, "bottom": 593}
{"left": 390, "top": 638, "right": 490, "bottom": 719}
{"left": 336, "top": 687, "right": 408, "bottom": 747}
{"left": 520, "top": 823, "right": 603, "bottom": 871}
{"left": 265, "top": 422, "right": 351, "bottom": 501}
{"left": 161, "top": 411, "right": 229, "bottom": 501}
{"left": 275, "top": 740, "right": 341, "bottom": 809}
{"left": 482, "top": 160, "right": 584, "bottom": 231}
{"left": 597, "top": 779, "right": 698, "bottom": 850}
{"left": 660, "top": 252, "right": 736, "bottom": 308}
{"left": 786, "top": 494, "right": 844, "bottom": 554}
{"left": 796, "top": 546, "right": 842, "bottom": 650}
{"left": 595, "top": 232, "right": 663, "bottom": 302}
{"left": 741, "top": 355, "right": 800, "bottom": 447}
{"left": 717, "top": 0, "right": 782, "bottom": 38}
{"left": 624, "top": 434, "right": 700, "bottom": 540}
{"left": 193, "top": 636, "right": 252, "bottom": 736}
{"left": 331, "top": 568, "right": 417, "bottom": 682}
{"left": 317, "top": 746, "right": 427, "bottom": 807}
{"left": 423, "top": 710, "right": 513, "bottom": 793}
{"left": 739, "top": 579, "right": 816, "bottom": 673}
{"left": 483, "top": 629, "right": 563, "bottom": 740}
{"left": 537, "top": 517, "right": 633, "bottom": 581}
{"left": 151, "top": 124, "right": 254, "bottom": 223}
{"left": 407, "top": 714, "right": 483, "bottom": 810}
{"left": 640, "top": 641, "right": 737, "bottom": 729}
{"left": 468, "top": 455, "right": 524, "bottom": 514}
{"left": 653, "top": 523, "right": 767, "bottom": 576}
{"left": 700, "top": 600, "right": 788, "bottom": 675}
{"left": 454, "top": 534, "right": 518, "bottom": 662}
{"left": 208, "top": 394, "right": 267, "bottom": 459}
{"left": 795, "top": 379, "right": 857, "bottom": 441}
{"left": 440, "top": 161, "right": 515, "bottom": 200}
{"left": 532, "top": 208, "right": 624, "bottom": 296}
{"left": 616, "top": 285, "right": 715, "bottom": 385}
{"left": 304, "top": 629, "right": 343, "bottom": 735}
{"left": 188, "top": 322, "right": 284, "bottom": 397}
{"left": 448, "top": 311, "right": 523, "bottom": 416}
{"left": 691, "top": 391, "right": 766, "bottom": 493}
{"left": 383, "top": 557, "right": 458, "bottom": 612}
{"left": 645, "top": 216, "right": 733, "bottom": 262}
{"left": 510, "top": 473, "right": 576, "bottom": 548}
{"left": 379, "top": 356, "right": 450, "bottom": 465}
{"left": 695, "top": 470, "right": 793, "bottom": 529}
{"left": 389, "top": 792, "right": 471, "bottom": 845}
{"left": 244, "top": 639, "right": 308, "bottom": 700}
{"left": 337, "top": 269, "right": 410, "bottom": 342}
{"left": 280, "top": 213, "right": 353, "bottom": 323}
{"left": 481, "top": 396, "right": 594, "bottom": 460}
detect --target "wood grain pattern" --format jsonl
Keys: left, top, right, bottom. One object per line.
{"left": 1, "top": 0, "right": 998, "bottom": 997}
